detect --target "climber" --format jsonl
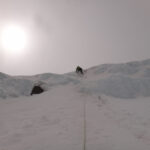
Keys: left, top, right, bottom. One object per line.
{"left": 76, "top": 66, "right": 84, "bottom": 75}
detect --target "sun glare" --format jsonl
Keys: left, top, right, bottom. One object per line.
{"left": 1, "top": 24, "right": 28, "bottom": 55}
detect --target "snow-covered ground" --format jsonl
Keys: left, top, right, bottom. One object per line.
{"left": 1, "top": 59, "right": 150, "bottom": 150}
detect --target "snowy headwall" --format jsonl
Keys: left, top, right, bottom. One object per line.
{"left": 1, "top": 59, "right": 150, "bottom": 99}
{"left": 78, "top": 59, "right": 150, "bottom": 98}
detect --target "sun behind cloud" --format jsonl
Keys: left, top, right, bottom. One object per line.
{"left": 1, "top": 24, "right": 28, "bottom": 55}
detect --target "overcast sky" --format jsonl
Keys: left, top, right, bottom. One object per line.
{"left": 0, "top": 0, "right": 150, "bottom": 75}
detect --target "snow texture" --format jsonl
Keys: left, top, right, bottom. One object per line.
{"left": 1, "top": 85, "right": 150, "bottom": 150}
{"left": 1, "top": 59, "right": 150, "bottom": 149}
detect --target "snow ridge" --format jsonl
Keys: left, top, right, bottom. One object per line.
{"left": 1, "top": 58, "right": 150, "bottom": 99}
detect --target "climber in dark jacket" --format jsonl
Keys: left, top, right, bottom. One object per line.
{"left": 76, "top": 66, "right": 83, "bottom": 75}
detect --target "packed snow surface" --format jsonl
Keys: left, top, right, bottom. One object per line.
{"left": 1, "top": 59, "right": 150, "bottom": 150}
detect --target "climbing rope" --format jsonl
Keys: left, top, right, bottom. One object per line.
{"left": 83, "top": 97, "right": 87, "bottom": 150}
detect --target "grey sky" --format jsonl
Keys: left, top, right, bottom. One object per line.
{"left": 0, "top": 0, "right": 150, "bottom": 75}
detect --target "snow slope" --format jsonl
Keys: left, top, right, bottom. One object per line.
{"left": 68, "top": 58, "right": 150, "bottom": 98}
{"left": 1, "top": 58, "right": 150, "bottom": 99}
{"left": 0, "top": 59, "right": 150, "bottom": 150}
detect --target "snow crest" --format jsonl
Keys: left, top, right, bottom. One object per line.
{"left": 1, "top": 59, "right": 150, "bottom": 99}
